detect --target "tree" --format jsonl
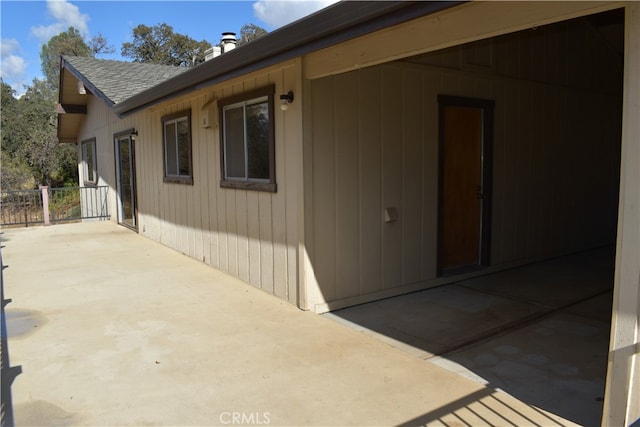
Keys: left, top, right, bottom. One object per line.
{"left": 121, "top": 23, "right": 211, "bottom": 67}
{"left": 16, "top": 79, "right": 77, "bottom": 187}
{"left": 0, "top": 78, "right": 77, "bottom": 189}
{"left": 88, "top": 33, "right": 115, "bottom": 57}
{"left": 40, "top": 27, "right": 90, "bottom": 91}
{"left": 1, "top": 80, "right": 22, "bottom": 154}
{"left": 27, "top": 27, "right": 110, "bottom": 189}
{"left": 1, "top": 80, "right": 34, "bottom": 190}
{"left": 238, "top": 23, "right": 268, "bottom": 46}
{"left": 40, "top": 27, "right": 114, "bottom": 91}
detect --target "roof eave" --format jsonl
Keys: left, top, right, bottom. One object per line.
{"left": 114, "top": 1, "right": 465, "bottom": 117}
{"left": 59, "top": 56, "right": 116, "bottom": 108}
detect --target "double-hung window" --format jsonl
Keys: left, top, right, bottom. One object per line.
{"left": 162, "top": 110, "right": 193, "bottom": 184}
{"left": 81, "top": 138, "right": 97, "bottom": 185}
{"left": 219, "top": 85, "right": 276, "bottom": 192}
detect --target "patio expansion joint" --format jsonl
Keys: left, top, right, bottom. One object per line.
{"left": 431, "top": 287, "right": 614, "bottom": 360}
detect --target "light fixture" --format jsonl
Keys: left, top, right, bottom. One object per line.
{"left": 131, "top": 130, "right": 138, "bottom": 141}
{"left": 280, "top": 91, "right": 294, "bottom": 111}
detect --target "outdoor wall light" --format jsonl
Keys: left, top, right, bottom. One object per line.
{"left": 280, "top": 91, "right": 294, "bottom": 111}
{"left": 130, "top": 130, "right": 138, "bottom": 141}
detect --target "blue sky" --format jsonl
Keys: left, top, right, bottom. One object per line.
{"left": 1, "top": 0, "right": 337, "bottom": 95}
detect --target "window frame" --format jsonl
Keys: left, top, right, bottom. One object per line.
{"left": 162, "top": 110, "right": 194, "bottom": 185}
{"left": 218, "top": 85, "right": 276, "bottom": 192}
{"left": 81, "top": 138, "right": 97, "bottom": 186}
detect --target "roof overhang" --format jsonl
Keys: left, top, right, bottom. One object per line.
{"left": 57, "top": 102, "right": 87, "bottom": 143}
{"left": 114, "top": 1, "right": 464, "bottom": 117}
{"left": 57, "top": 56, "right": 117, "bottom": 143}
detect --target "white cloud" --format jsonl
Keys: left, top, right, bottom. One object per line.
{"left": 1, "top": 55, "right": 27, "bottom": 79}
{"left": 1, "top": 39, "right": 21, "bottom": 56}
{"left": 1, "top": 38, "right": 28, "bottom": 85}
{"left": 31, "top": 0, "right": 90, "bottom": 42}
{"left": 253, "top": 0, "right": 338, "bottom": 29}
{"left": 1, "top": 40, "right": 29, "bottom": 95}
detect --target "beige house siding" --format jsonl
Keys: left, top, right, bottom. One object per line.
{"left": 77, "top": 96, "right": 134, "bottom": 223}
{"left": 131, "top": 62, "right": 301, "bottom": 304}
{"left": 75, "top": 61, "right": 302, "bottom": 304}
{"left": 305, "top": 13, "right": 622, "bottom": 309}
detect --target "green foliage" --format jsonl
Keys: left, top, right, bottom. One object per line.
{"left": 49, "top": 188, "right": 81, "bottom": 220}
{"left": 0, "top": 78, "right": 77, "bottom": 190}
{"left": 1, "top": 79, "right": 33, "bottom": 190}
{"left": 40, "top": 27, "right": 91, "bottom": 91}
{"left": 238, "top": 24, "right": 268, "bottom": 46}
{"left": 4, "top": 26, "right": 111, "bottom": 191}
{"left": 1, "top": 80, "right": 22, "bottom": 154}
{"left": 121, "top": 23, "right": 212, "bottom": 67}
{"left": 20, "top": 79, "right": 78, "bottom": 187}
{"left": 0, "top": 156, "right": 35, "bottom": 191}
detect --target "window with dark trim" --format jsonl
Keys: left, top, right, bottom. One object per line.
{"left": 162, "top": 110, "right": 193, "bottom": 184}
{"left": 81, "top": 138, "right": 97, "bottom": 185}
{"left": 218, "top": 85, "right": 276, "bottom": 192}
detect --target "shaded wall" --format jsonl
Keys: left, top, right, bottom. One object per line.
{"left": 306, "top": 15, "right": 622, "bottom": 308}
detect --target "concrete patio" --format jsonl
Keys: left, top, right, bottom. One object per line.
{"left": 327, "top": 248, "right": 613, "bottom": 427}
{"left": 2, "top": 222, "right": 595, "bottom": 426}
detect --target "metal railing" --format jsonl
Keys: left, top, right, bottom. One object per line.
{"left": 0, "top": 190, "right": 43, "bottom": 226}
{"left": 0, "top": 186, "right": 110, "bottom": 227}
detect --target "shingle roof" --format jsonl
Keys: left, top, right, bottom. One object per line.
{"left": 62, "top": 55, "right": 188, "bottom": 105}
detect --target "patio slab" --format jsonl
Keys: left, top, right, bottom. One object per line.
{"left": 328, "top": 248, "right": 614, "bottom": 427}
{"left": 2, "top": 222, "right": 576, "bottom": 426}
{"left": 441, "top": 309, "right": 610, "bottom": 427}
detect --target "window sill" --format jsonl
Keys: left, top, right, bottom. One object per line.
{"left": 164, "top": 176, "right": 193, "bottom": 185}
{"left": 83, "top": 181, "right": 98, "bottom": 187}
{"left": 220, "top": 180, "right": 277, "bottom": 193}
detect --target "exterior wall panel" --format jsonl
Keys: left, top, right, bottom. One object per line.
{"left": 358, "top": 67, "right": 383, "bottom": 296}
{"left": 83, "top": 63, "right": 301, "bottom": 305}
{"left": 77, "top": 96, "right": 138, "bottom": 225}
{"left": 307, "top": 16, "right": 622, "bottom": 309}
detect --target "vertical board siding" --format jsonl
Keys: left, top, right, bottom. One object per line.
{"left": 309, "top": 17, "right": 622, "bottom": 305}
{"left": 78, "top": 97, "right": 136, "bottom": 226}
{"left": 311, "top": 76, "right": 337, "bottom": 302}
{"left": 334, "top": 73, "right": 360, "bottom": 300}
{"left": 284, "top": 63, "right": 302, "bottom": 303}
{"left": 84, "top": 64, "right": 300, "bottom": 305}
{"left": 247, "top": 192, "right": 261, "bottom": 287}
{"left": 272, "top": 70, "right": 289, "bottom": 299}
{"left": 259, "top": 192, "right": 274, "bottom": 293}
{"left": 358, "top": 68, "right": 383, "bottom": 295}
{"left": 401, "top": 69, "right": 424, "bottom": 285}
{"left": 421, "top": 70, "right": 440, "bottom": 281}
{"left": 381, "top": 67, "right": 405, "bottom": 289}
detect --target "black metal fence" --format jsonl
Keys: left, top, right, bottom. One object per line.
{"left": 0, "top": 190, "right": 43, "bottom": 226}
{"left": 0, "top": 186, "right": 110, "bottom": 227}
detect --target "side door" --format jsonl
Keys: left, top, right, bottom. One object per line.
{"left": 114, "top": 130, "right": 138, "bottom": 231}
{"left": 438, "top": 96, "right": 494, "bottom": 274}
